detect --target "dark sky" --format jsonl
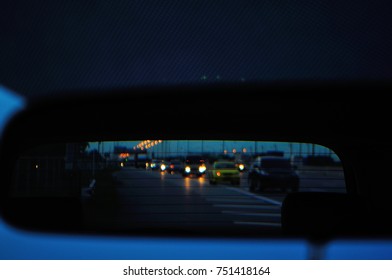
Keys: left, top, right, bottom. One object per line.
{"left": 1, "top": 1, "right": 391, "bottom": 97}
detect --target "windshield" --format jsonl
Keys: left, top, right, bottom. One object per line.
{"left": 185, "top": 156, "right": 204, "bottom": 164}
{"left": 262, "top": 158, "right": 292, "bottom": 169}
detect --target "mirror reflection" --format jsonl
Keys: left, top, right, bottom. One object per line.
{"left": 11, "top": 140, "right": 345, "bottom": 235}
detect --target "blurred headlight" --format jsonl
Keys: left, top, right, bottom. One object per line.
{"left": 185, "top": 166, "right": 191, "bottom": 173}
{"left": 199, "top": 165, "right": 207, "bottom": 173}
{"left": 160, "top": 164, "right": 166, "bottom": 171}
{"left": 238, "top": 164, "right": 245, "bottom": 171}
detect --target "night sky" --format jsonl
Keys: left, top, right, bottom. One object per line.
{"left": 1, "top": 1, "right": 391, "bottom": 97}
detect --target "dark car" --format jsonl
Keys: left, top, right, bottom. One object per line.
{"left": 167, "top": 159, "right": 184, "bottom": 174}
{"left": 148, "top": 159, "right": 163, "bottom": 171}
{"left": 182, "top": 155, "right": 207, "bottom": 177}
{"left": 248, "top": 156, "right": 299, "bottom": 193}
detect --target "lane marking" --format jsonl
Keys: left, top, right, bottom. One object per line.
{"left": 206, "top": 198, "right": 262, "bottom": 203}
{"left": 214, "top": 204, "right": 280, "bottom": 209}
{"left": 234, "top": 221, "right": 281, "bottom": 227}
{"left": 222, "top": 211, "right": 281, "bottom": 217}
{"left": 226, "top": 187, "right": 283, "bottom": 206}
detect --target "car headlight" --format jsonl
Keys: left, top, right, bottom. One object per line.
{"left": 160, "top": 164, "right": 166, "bottom": 171}
{"left": 199, "top": 165, "right": 206, "bottom": 173}
{"left": 185, "top": 166, "right": 191, "bottom": 173}
{"left": 238, "top": 164, "right": 245, "bottom": 171}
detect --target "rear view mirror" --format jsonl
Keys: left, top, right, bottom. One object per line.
{"left": 0, "top": 84, "right": 355, "bottom": 238}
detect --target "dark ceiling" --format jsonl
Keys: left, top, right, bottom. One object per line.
{"left": 1, "top": 1, "right": 391, "bottom": 98}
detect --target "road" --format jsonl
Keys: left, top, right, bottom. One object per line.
{"left": 82, "top": 166, "right": 345, "bottom": 235}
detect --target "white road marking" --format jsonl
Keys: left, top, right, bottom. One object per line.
{"left": 214, "top": 204, "right": 281, "bottom": 209}
{"left": 206, "top": 198, "right": 262, "bottom": 203}
{"left": 226, "top": 187, "right": 283, "bottom": 206}
{"left": 234, "top": 221, "right": 281, "bottom": 227}
{"left": 222, "top": 211, "right": 281, "bottom": 217}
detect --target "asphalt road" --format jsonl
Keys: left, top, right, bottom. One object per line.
{"left": 83, "top": 166, "right": 345, "bottom": 235}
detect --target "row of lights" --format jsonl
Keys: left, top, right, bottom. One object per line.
{"left": 224, "top": 148, "right": 247, "bottom": 154}
{"left": 133, "top": 141, "right": 248, "bottom": 154}
{"left": 133, "top": 140, "right": 163, "bottom": 151}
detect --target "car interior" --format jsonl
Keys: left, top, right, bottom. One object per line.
{"left": 1, "top": 81, "right": 392, "bottom": 260}
{"left": 1, "top": 1, "right": 392, "bottom": 261}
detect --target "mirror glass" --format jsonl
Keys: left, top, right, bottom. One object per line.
{"left": 10, "top": 140, "right": 345, "bottom": 235}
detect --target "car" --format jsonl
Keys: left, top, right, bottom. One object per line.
{"left": 248, "top": 156, "right": 299, "bottom": 193}
{"left": 148, "top": 159, "right": 162, "bottom": 170}
{"left": 182, "top": 155, "right": 207, "bottom": 177}
{"left": 166, "top": 159, "right": 184, "bottom": 174}
{"left": 208, "top": 161, "right": 240, "bottom": 185}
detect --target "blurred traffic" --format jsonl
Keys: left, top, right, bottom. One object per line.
{"left": 11, "top": 140, "right": 345, "bottom": 233}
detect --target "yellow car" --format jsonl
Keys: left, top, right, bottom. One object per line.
{"left": 208, "top": 161, "right": 240, "bottom": 185}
